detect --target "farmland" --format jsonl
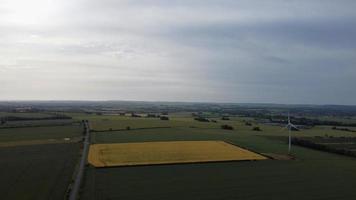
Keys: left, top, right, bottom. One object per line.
{"left": 292, "top": 136, "right": 356, "bottom": 157}
{"left": 81, "top": 125, "right": 356, "bottom": 200}
{"left": 0, "top": 119, "right": 77, "bottom": 128}
{"left": 0, "top": 103, "right": 356, "bottom": 200}
{"left": 81, "top": 158, "right": 356, "bottom": 200}
{"left": 0, "top": 112, "right": 54, "bottom": 118}
{"left": 88, "top": 116, "right": 219, "bottom": 131}
{"left": 0, "top": 111, "right": 84, "bottom": 200}
{"left": 0, "top": 143, "right": 80, "bottom": 200}
{"left": 79, "top": 111, "right": 356, "bottom": 200}
{"left": 0, "top": 124, "right": 83, "bottom": 143}
{"left": 88, "top": 141, "right": 267, "bottom": 167}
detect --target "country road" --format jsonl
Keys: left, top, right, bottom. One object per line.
{"left": 69, "top": 121, "right": 90, "bottom": 200}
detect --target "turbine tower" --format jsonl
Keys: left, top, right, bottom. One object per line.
{"left": 285, "top": 113, "right": 298, "bottom": 154}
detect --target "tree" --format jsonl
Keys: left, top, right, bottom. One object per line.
{"left": 160, "top": 116, "right": 169, "bottom": 120}
{"left": 252, "top": 127, "right": 262, "bottom": 131}
{"left": 194, "top": 117, "right": 209, "bottom": 122}
{"left": 221, "top": 125, "right": 234, "bottom": 130}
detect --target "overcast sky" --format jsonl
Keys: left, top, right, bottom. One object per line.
{"left": 1, "top": 0, "right": 356, "bottom": 104}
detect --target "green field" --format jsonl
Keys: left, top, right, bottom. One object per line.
{"left": 0, "top": 118, "right": 84, "bottom": 200}
{"left": 81, "top": 115, "right": 356, "bottom": 200}
{"left": 89, "top": 116, "right": 220, "bottom": 131}
{"left": 0, "top": 112, "right": 54, "bottom": 118}
{"left": 82, "top": 158, "right": 356, "bottom": 200}
{"left": 0, "top": 124, "right": 83, "bottom": 143}
{"left": 0, "top": 143, "right": 80, "bottom": 200}
{"left": 2, "top": 110, "right": 355, "bottom": 200}
{"left": 0, "top": 119, "right": 84, "bottom": 200}
{"left": 0, "top": 119, "right": 78, "bottom": 128}
{"left": 66, "top": 112, "right": 356, "bottom": 137}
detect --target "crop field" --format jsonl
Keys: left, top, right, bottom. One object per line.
{"left": 0, "top": 112, "right": 54, "bottom": 118}
{"left": 81, "top": 126, "right": 356, "bottom": 200}
{"left": 88, "top": 116, "right": 220, "bottom": 131}
{"left": 88, "top": 141, "right": 267, "bottom": 167}
{"left": 7, "top": 111, "right": 353, "bottom": 200}
{"left": 81, "top": 114, "right": 356, "bottom": 200}
{"left": 0, "top": 113, "right": 84, "bottom": 200}
{"left": 0, "top": 143, "right": 80, "bottom": 200}
{"left": 0, "top": 108, "right": 355, "bottom": 200}
{"left": 82, "top": 158, "right": 356, "bottom": 200}
{"left": 0, "top": 124, "right": 83, "bottom": 143}
{"left": 292, "top": 136, "right": 356, "bottom": 156}
{"left": 0, "top": 119, "right": 78, "bottom": 128}
{"left": 67, "top": 112, "right": 356, "bottom": 138}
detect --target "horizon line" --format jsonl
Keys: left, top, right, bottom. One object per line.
{"left": 0, "top": 99, "right": 355, "bottom": 107}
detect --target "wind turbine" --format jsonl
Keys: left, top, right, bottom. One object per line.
{"left": 285, "top": 113, "right": 298, "bottom": 154}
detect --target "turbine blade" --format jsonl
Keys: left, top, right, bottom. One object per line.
{"left": 290, "top": 124, "right": 299, "bottom": 130}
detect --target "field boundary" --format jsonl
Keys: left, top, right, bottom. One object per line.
{"left": 91, "top": 126, "right": 172, "bottom": 132}
{"left": 91, "top": 158, "right": 268, "bottom": 169}
{"left": 68, "top": 121, "right": 90, "bottom": 200}
{"left": 0, "top": 122, "right": 80, "bottom": 129}
{"left": 0, "top": 137, "right": 82, "bottom": 147}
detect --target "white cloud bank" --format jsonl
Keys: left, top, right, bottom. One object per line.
{"left": 1, "top": 0, "right": 356, "bottom": 104}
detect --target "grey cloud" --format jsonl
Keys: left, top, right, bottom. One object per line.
{"left": 157, "top": 18, "right": 356, "bottom": 50}
{"left": 1, "top": 0, "right": 356, "bottom": 104}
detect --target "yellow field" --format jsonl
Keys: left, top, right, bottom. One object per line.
{"left": 88, "top": 141, "right": 267, "bottom": 167}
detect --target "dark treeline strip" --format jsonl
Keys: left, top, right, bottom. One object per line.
{"left": 292, "top": 138, "right": 356, "bottom": 158}
{"left": 332, "top": 127, "right": 356, "bottom": 133}
{"left": 285, "top": 117, "right": 356, "bottom": 127}
{"left": 0, "top": 115, "right": 72, "bottom": 122}
{"left": 91, "top": 126, "right": 172, "bottom": 133}
{"left": 252, "top": 114, "right": 356, "bottom": 127}
{"left": 0, "top": 122, "right": 80, "bottom": 129}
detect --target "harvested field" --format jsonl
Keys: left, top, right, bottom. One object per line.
{"left": 88, "top": 141, "right": 267, "bottom": 167}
